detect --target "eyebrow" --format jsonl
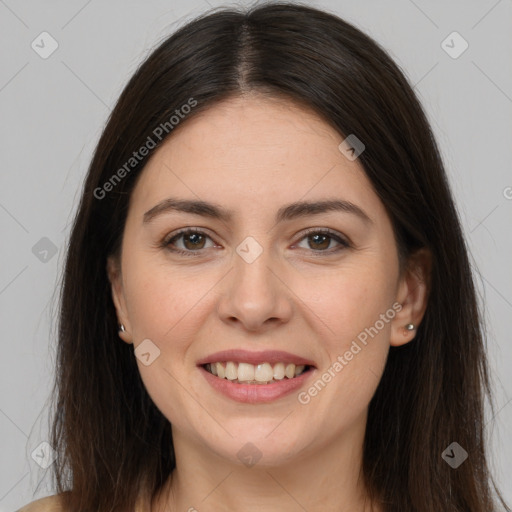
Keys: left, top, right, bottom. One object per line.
{"left": 143, "top": 197, "right": 372, "bottom": 225}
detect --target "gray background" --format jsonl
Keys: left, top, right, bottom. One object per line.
{"left": 1, "top": 0, "right": 511, "bottom": 510}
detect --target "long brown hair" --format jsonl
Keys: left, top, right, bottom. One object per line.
{"left": 49, "top": 2, "right": 510, "bottom": 510}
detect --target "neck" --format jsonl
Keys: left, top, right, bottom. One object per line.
{"left": 153, "top": 413, "right": 381, "bottom": 512}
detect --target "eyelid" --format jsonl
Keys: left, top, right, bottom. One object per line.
{"left": 164, "top": 226, "right": 215, "bottom": 241}
{"left": 294, "top": 227, "right": 351, "bottom": 246}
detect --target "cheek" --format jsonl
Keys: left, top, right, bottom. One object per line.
{"left": 296, "top": 262, "right": 396, "bottom": 417}
{"left": 121, "top": 257, "right": 209, "bottom": 422}
{"left": 297, "top": 261, "right": 397, "bottom": 349}
{"left": 122, "top": 248, "right": 215, "bottom": 340}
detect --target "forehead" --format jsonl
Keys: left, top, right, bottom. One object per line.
{"left": 128, "top": 94, "right": 383, "bottom": 222}
{"left": 165, "top": 93, "right": 342, "bottom": 162}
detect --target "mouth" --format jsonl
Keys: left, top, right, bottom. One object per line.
{"left": 202, "top": 361, "right": 314, "bottom": 384}
{"left": 196, "top": 349, "right": 317, "bottom": 403}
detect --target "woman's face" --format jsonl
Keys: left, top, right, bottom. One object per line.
{"left": 108, "top": 93, "right": 422, "bottom": 468}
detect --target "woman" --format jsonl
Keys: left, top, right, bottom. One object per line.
{"left": 18, "top": 2, "right": 510, "bottom": 511}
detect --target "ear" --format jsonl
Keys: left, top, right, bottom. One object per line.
{"left": 106, "top": 255, "right": 133, "bottom": 344}
{"left": 390, "top": 248, "right": 431, "bottom": 347}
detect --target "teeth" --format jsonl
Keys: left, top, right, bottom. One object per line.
{"left": 205, "top": 361, "right": 309, "bottom": 383}
{"left": 255, "top": 363, "right": 274, "bottom": 382}
{"left": 216, "top": 362, "right": 225, "bottom": 379}
{"left": 273, "top": 362, "right": 285, "bottom": 380}
{"left": 238, "top": 362, "right": 255, "bottom": 381}
{"left": 225, "top": 361, "right": 238, "bottom": 380}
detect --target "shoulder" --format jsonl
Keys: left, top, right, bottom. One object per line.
{"left": 16, "top": 494, "right": 64, "bottom": 512}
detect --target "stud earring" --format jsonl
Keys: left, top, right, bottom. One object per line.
{"left": 118, "top": 323, "right": 126, "bottom": 333}
{"left": 405, "top": 323, "right": 415, "bottom": 331}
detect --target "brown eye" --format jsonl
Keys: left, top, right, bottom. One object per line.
{"left": 182, "top": 232, "right": 206, "bottom": 250}
{"left": 163, "top": 229, "right": 216, "bottom": 255}
{"left": 307, "top": 233, "right": 331, "bottom": 250}
{"left": 295, "top": 229, "right": 350, "bottom": 254}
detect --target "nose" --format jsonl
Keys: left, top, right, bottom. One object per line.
{"left": 216, "top": 245, "right": 293, "bottom": 332}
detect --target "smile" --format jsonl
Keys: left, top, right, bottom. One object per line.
{"left": 204, "top": 361, "right": 310, "bottom": 384}
{"left": 197, "top": 349, "right": 316, "bottom": 403}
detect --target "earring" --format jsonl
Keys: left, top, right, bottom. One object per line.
{"left": 405, "top": 323, "right": 415, "bottom": 331}
{"left": 118, "top": 323, "right": 126, "bottom": 333}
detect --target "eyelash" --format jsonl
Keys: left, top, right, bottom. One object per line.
{"left": 161, "top": 227, "right": 350, "bottom": 257}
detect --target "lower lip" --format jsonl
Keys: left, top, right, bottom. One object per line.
{"left": 199, "top": 365, "right": 315, "bottom": 404}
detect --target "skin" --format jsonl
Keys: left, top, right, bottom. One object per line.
{"left": 108, "top": 92, "right": 430, "bottom": 512}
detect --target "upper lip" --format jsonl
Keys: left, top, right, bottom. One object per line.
{"left": 197, "top": 349, "right": 316, "bottom": 367}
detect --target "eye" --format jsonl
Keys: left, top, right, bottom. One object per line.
{"left": 161, "top": 227, "right": 350, "bottom": 257}
{"left": 293, "top": 228, "right": 350, "bottom": 254}
{"left": 162, "top": 228, "right": 217, "bottom": 255}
